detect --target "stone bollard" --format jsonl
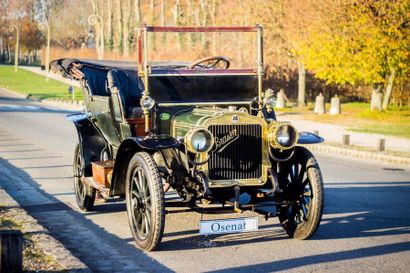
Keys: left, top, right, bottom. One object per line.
{"left": 329, "top": 95, "right": 341, "bottom": 115}
{"left": 370, "top": 89, "right": 382, "bottom": 111}
{"left": 342, "top": 134, "right": 350, "bottom": 146}
{"left": 276, "top": 89, "right": 286, "bottom": 109}
{"left": 314, "top": 93, "right": 325, "bottom": 115}
{"left": 377, "top": 138, "right": 385, "bottom": 152}
{"left": 0, "top": 230, "right": 23, "bottom": 273}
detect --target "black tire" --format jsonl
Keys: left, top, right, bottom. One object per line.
{"left": 73, "top": 144, "right": 96, "bottom": 211}
{"left": 277, "top": 146, "right": 324, "bottom": 239}
{"left": 125, "top": 152, "right": 165, "bottom": 251}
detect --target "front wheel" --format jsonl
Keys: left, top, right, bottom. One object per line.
{"left": 277, "top": 146, "right": 324, "bottom": 239}
{"left": 125, "top": 152, "right": 165, "bottom": 251}
{"left": 73, "top": 144, "right": 95, "bottom": 211}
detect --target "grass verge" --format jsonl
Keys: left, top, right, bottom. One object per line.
{"left": 0, "top": 65, "right": 82, "bottom": 100}
{"left": 276, "top": 102, "right": 410, "bottom": 139}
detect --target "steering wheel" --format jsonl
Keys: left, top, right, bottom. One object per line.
{"left": 190, "top": 56, "right": 230, "bottom": 70}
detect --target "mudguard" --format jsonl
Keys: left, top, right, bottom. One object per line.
{"left": 110, "top": 135, "right": 180, "bottom": 196}
{"left": 298, "top": 132, "right": 324, "bottom": 144}
{"left": 67, "top": 113, "right": 107, "bottom": 176}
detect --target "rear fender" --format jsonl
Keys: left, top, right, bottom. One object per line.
{"left": 298, "top": 132, "right": 324, "bottom": 144}
{"left": 110, "top": 135, "right": 180, "bottom": 196}
{"left": 67, "top": 113, "right": 107, "bottom": 176}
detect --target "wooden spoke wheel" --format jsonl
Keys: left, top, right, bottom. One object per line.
{"left": 73, "top": 144, "right": 95, "bottom": 211}
{"left": 126, "top": 152, "right": 165, "bottom": 251}
{"left": 277, "top": 147, "right": 324, "bottom": 239}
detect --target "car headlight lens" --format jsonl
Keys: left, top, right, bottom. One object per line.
{"left": 185, "top": 128, "right": 214, "bottom": 153}
{"left": 268, "top": 123, "right": 298, "bottom": 150}
{"left": 140, "top": 96, "right": 155, "bottom": 110}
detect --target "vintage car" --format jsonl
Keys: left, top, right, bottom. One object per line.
{"left": 51, "top": 25, "right": 324, "bottom": 251}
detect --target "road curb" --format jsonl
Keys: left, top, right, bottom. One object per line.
{"left": 0, "top": 189, "right": 91, "bottom": 273}
{"left": 305, "top": 143, "right": 410, "bottom": 165}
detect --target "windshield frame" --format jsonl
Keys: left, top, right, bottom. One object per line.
{"left": 137, "top": 25, "right": 264, "bottom": 106}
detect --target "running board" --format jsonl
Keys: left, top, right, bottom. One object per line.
{"left": 81, "top": 176, "right": 110, "bottom": 198}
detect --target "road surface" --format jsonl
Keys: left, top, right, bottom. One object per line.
{"left": 0, "top": 89, "right": 409, "bottom": 272}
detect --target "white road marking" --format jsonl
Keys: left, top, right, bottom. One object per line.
{"left": 0, "top": 104, "right": 20, "bottom": 108}
{"left": 42, "top": 107, "right": 58, "bottom": 111}
{"left": 0, "top": 104, "right": 52, "bottom": 111}
{"left": 24, "top": 105, "right": 41, "bottom": 110}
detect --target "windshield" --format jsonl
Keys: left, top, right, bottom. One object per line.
{"left": 140, "top": 26, "right": 260, "bottom": 71}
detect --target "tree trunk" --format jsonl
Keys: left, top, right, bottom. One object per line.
{"left": 199, "top": 0, "right": 208, "bottom": 50}
{"left": 160, "top": 0, "right": 166, "bottom": 43}
{"left": 133, "top": 0, "right": 142, "bottom": 51}
{"left": 236, "top": 0, "right": 245, "bottom": 65}
{"left": 91, "top": 0, "right": 104, "bottom": 59}
{"left": 134, "top": 0, "right": 142, "bottom": 27}
{"left": 173, "top": 0, "right": 182, "bottom": 50}
{"left": 209, "top": 0, "right": 218, "bottom": 55}
{"left": 149, "top": 0, "right": 156, "bottom": 50}
{"left": 122, "top": 0, "right": 131, "bottom": 56}
{"left": 370, "top": 84, "right": 383, "bottom": 111}
{"left": 382, "top": 69, "right": 395, "bottom": 110}
{"left": 113, "top": 0, "right": 123, "bottom": 53}
{"left": 7, "top": 44, "right": 11, "bottom": 63}
{"left": 298, "top": 62, "right": 307, "bottom": 106}
{"left": 107, "top": 0, "right": 114, "bottom": 51}
{"left": 187, "top": 0, "right": 194, "bottom": 46}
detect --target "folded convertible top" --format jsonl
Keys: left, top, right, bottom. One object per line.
{"left": 50, "top": 58, "right": 190, "bottom": 80}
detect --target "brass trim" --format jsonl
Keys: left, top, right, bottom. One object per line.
{"left": 185, "top": 127, "right": 215, "bottom": 154}
{"left": 201, "top": 112, "right": 271, "bottom": 187}
{"left": 267, "top": 122, "right": 299, "bottom": 151}
{"left": 257, "top": 25, "right": 264, "bottom": 110}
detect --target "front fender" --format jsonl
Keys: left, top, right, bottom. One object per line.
{"left": 110, "top": 135, "right": 180, "bottom": 196}
{"left": 67, "top": 113, "right": 107, "bottom": 176}
{"left": 298, "top": 132, "right": 324, "bottom": 144}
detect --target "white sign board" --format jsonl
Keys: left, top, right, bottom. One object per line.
{"left": 199, "top": 217, "right": 258, "bottom": 235}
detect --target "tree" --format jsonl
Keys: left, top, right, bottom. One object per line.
{"left": 289, "top": 0, "right": 410, "bottom": 109}
{"left": 20, "top": 20, "right": 44, "bottom": 62}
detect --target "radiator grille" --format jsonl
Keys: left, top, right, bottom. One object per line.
{"left": 208, "top": 124, "right": 262, "bottom": 181}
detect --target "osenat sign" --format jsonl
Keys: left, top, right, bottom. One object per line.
{"left": 199, "top": 217, "right": 258, "bottom": 235}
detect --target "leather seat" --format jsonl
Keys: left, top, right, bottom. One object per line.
{"left": 106, "top": 69, "right": 144, "bottom": 118}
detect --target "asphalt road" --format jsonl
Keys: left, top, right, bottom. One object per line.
{"left": 0, "top": 89, "right": 409, "bottom": 273}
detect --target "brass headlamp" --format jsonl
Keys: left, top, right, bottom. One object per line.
{"left": 185, "top": 127, "right": 214, "bottom": 154}
{"left": 267, "top": 123, "right": 299, "bottom": 150}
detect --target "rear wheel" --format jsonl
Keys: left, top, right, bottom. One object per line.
{"left": 277, "top": 147, "right": 324, "bottom": 239}
{"left": 73, "top": 144, "right": 95, "bottom": 211}
{"left": 125, "top": 152, "right": 165, "bottom": 251}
